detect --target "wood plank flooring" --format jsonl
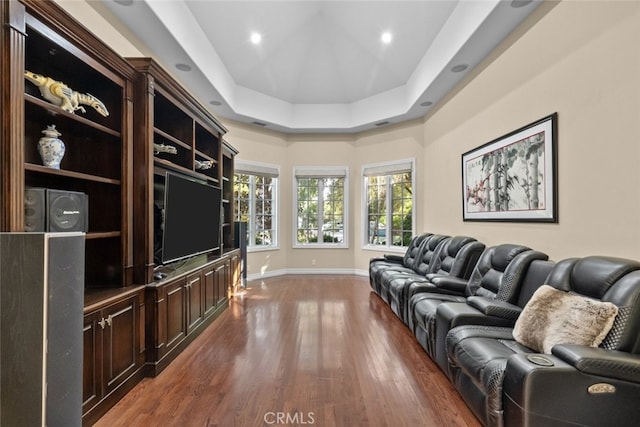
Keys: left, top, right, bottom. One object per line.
{"left": 94, "top": 275, "right": 480, "bottom": 427}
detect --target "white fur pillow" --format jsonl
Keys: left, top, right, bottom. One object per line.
{"left": 513, "top": 285, "right": 618, "bottom": 354}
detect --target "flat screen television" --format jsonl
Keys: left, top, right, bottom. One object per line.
{"left": 160, "top": 172, "right": 221, "bottom": 264}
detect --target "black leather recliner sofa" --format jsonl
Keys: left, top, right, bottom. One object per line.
{"left": 386, "top": 235, "right": 485, "bottom": 324}
{"left": 409, "top": 244, "right": 549, "bottom": 368}
{"left": 377, "top": 234, "right": 450, "bottom": 306}
{"left": 446, "top": 256, "right": 640, "bottom": 427}
{"left": 369, "top": 232, "right": 431, "bottom": 294}
{"left": 433, "top": 259, "right": 555, "bottom": 374}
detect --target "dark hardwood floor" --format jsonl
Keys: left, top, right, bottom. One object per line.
{"left": 94, "top": 275, "right": 480, "bottom": 426}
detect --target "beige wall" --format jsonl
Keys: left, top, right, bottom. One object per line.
{"left": 58, "top": 0, "right": 640, "bottom": 276}
{"left": 224, "top": 121, "right": 424, "bottom": 277}
{"left": 422, "top": 0, "right": 640, "bottom": 262}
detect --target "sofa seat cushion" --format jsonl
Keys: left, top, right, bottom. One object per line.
{"left": 410, "top": 293, "right": 466, "bottom": 332}
{"left": 446, "top": 325, "right": 534, "bottom": 426}
{"left": 512, "top": 285, "right": 619, "bottom": 354}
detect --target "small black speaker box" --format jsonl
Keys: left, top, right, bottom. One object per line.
{"left": 24, "top": 187, "right": 46, "bottom": 232}
{"left": 46, "top": 189, "right": 88, "bottom": 232}
{"left": 24, "top": 188, "right": 88, "bottom": 233}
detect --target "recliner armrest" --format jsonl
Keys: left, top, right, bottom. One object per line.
{"left": 430, "top": 276, "right": 468, "bottom": 293}
{"left": 384, "top": 254, "right": 404, "bottom": 263}
{"left": 552, "top": 344, "right": 640, "bottom": 383}
{"left": 466, "top": 296, "right": 522, "bottom": 321}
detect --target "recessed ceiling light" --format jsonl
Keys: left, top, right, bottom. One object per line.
{"left": 250, "top": 32, "right": 262, "bottom": 45}
{"left": 511, "top": 0, "right": 533, "bottom": 8}
{"left": 381, "top": 32, "right": 392, "bottom": 44}
{"left": 420, "top": 101, "right": 433, "bottom": 107}
{"left": 114, "top": 0, "right": 133, "bottom": 6}
{"left": 451, "top": 64, "right": 468, "bottom": 73}
{"left": 175, "top": 63, "right": 191, "bottom": 72}
{"left": 252, "top": 121, "right": 267, "bottom": 127}
{"left": 210, "top": 100, "right": 222, "bottom": 106}
{"left": 375, "top": 121, "right": 390, "bottom": 127}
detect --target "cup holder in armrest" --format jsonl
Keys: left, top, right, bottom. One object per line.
{"left": 526, "top": 354, "right": 555, "bottom": 366}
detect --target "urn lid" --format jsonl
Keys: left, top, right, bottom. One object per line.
{"left": 41, "top": 124, "right": 61, "bottom": 137}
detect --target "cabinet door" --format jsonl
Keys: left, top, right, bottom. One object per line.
{"left": 102, "top": 296, "right": 138, "bottom": 396}
{"left": 82, "top": 310, "right": 104, "bottom": 415}
{"left": 214, "top": 262, "right": 228, "bottom": 306}
{"left": 186, "top": 271, "right": 204, "bottom": 334}
{"left": 165, "top": 278, "right": 186, "bottom": 354}
{"left": 203, "top": 265, "right": 216, "bottom": 316}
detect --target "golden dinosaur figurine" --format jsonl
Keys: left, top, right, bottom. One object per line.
{"left": 24, "top": 70, "right": 109, "bottom": 117}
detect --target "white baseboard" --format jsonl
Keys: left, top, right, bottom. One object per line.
{"left": 247, "top": 268, "right": 369, "bottom": 282}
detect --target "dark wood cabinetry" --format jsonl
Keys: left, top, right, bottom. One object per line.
{"left": 145, "top": 256, "right": 231, "bottom": 376}
{"left": 1, "top": 2, "right": 241, "bottom": 425}
{"left": 128, "top": 57, "right": 232, "bottom": 285}
{"left": 1, "top": 2, "right": 145, "bottom": 424}
{"left": 1, "top": 0, "right": 137, "bottom": 289}
{"left": 82, "top": 287, "right": 146, "bottom": 425}
{"left": 128, "top": 56, "right": 239, "bottom": 376}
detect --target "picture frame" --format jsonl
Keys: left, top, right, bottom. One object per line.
{"left": 462, "top": 113, "right": 558, "bottom": 222}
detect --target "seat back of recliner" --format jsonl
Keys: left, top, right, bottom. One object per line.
{"left": 429, "top": 236, "right": 486, "bottom": 280}
{"left": 545, "top": 256, "right": 640, "bottom": 353}
{"left": 465, "top": 244, "right": 549, "bottom": 303}
{"left": 514, "top": 259, "right": 556, "bottom": 308}
{"left": 411, "top": 234, "right": 450, "bottom": 276}
{"left": 400, "top": 233, "right": 433, "bottom": 268}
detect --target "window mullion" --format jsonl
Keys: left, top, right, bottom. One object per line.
{"left": 386, "top": 178, "right": 393, "bottom": 248}
{"left": 249, "top": 175, "right": 256, "bottom": 247}
{"left": 317, "top": 179, "right": 324, "bottom": 235}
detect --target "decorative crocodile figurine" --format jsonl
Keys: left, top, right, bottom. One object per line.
{"left": 24, "top": 70, "right": 109, "bottom": 117}
{"left": 153, "top": 143, "right": 177, "bottom": 155}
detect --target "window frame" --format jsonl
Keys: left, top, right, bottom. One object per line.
{"left": 234, "top": 160, "right": 279, "bottom": 252}
{"left": 361, "top": 158, "right": 416, "bottom": 251}
{"left": 292, "top": 166, "right": 349, "bottom": 249}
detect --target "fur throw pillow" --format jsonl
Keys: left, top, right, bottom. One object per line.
{"left": 513, "top": 285, "right": 618, "bottom": 354}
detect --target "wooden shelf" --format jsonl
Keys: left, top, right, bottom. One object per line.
{"left": 25, "top": 163, "right": 121, "bottom": 185}
{"left": 153, "top": 127, "right": 191, "bottom": 150}
{"left": 86, "top": 231, "right": 121, "bottom": 240}
{"left": 194, "top": 150, "right": 217, "bottom": 163}
{"left": 25, "top": 94, "right": 121, "bottom": 138}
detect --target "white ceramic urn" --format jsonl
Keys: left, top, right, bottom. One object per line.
{"left": 38, "top": 124, "right": 65, "bottom": 169}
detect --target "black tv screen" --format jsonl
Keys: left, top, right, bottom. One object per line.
{"left": 161, "top": 172, "right": 221, "bottom": 264}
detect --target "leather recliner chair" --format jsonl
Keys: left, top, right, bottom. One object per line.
{"left": 377, "top": 234, "right": 450, "bottom": 305}
{"left": 445, "top": 256, "right": 640, "bottom": 427}
{"left": 432, "top": 259, "right": 555, "bottom": 374}
{"left": 406, "top": 244, "right": 548, "bottom": 333}
{"left": 368, "top": 232, "right": 431, "bottom": 294}
{"left": 408, "top": 245, "right": 549, "bottom": 365}
{"left": 386, "top": 236, "right": 485, "bottom": 324}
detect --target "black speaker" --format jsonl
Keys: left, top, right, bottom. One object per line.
{"left": 234, "top": 221, "right": 247, "bottom": 286}
{"left": 1, "top": 232, "right": 85, "bottom": 426}
{"left": 24, "top": 187, "right": 46, "bottom": 232}
{"left": 25, "top": 188, "right": 88, "bottom": 232}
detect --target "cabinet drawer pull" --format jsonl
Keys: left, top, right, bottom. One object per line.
{"left": 105, "top": 315, "right": 113, "bottom": 327}
{"left": 98, "top": 318, "right": 106, "bottom": 329}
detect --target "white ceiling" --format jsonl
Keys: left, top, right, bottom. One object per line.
{"left": 96, "top": 0, "right": 542, "bottom": 134}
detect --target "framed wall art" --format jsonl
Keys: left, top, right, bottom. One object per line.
{"left": 462, "top": 113, "right": 558, "bottom": 222}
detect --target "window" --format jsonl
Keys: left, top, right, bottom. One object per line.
{"left": 294, "top": 167, "right": 348, "bottom": 247}
{"left": 363, "top": 159, "right": 414, "bottom": 249}
{"left": 234, "top": 161, "right": 279, "bottom": 250}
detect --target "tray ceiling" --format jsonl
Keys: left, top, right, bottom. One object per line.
{"left": 96, "top": 0, "right": 542, "bottom": 133}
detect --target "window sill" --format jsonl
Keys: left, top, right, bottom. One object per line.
{"left": 362, "top": 244, "right": 406, "bottom": 253}
{"left": 293, "top": 244, "right": 349, "bottom": 249}
{"left": 247, "top": 246, "right": 280, "bottom": 253}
